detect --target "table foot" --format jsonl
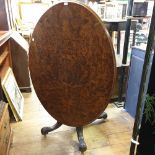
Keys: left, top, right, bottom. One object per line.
{"left": 41, "top": 121, "right": 62, "bottom": 135}
{"left": 98, "top": 112, "right": 108, "bottom": 120}
{"left": 76, "top": 127, "right": 87, "bottom": 152}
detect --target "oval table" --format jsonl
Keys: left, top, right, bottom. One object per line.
{"left": 29, "top": 1, "right": 116, "bottom": 152}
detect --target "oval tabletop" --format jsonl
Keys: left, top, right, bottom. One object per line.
{"left": 29, "top": 1, "right": 116, "bottom": 127}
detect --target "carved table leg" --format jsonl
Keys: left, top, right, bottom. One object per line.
{"left": 41, "top": 121, "right": 62, "bottom": 135}
{"left": 76, "top": 127, "right": 87, "bottom": 152}
{"left": 98, "top": 112, "right": 108, "bottom": 120}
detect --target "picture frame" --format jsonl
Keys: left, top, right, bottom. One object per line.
{"left": 1, "top": 68, "right": 24, "bottom": 121}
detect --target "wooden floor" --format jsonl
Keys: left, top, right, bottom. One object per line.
{"left": 9, "top": 90, "right": 134, "bottom": 155}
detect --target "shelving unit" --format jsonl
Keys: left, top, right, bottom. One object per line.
{"left": 0, "top": 1, "right": 32, "bottom": 153}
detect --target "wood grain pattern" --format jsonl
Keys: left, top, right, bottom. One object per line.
{"left": 0, "top": 103, "right": 12, "bottom": 155}
{"left": 29, "top": 1, "right": 116, "bottom": 127}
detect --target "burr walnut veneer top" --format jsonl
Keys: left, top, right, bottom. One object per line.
{"left": 29, "top": 1, "right": 116, "bottom": 127}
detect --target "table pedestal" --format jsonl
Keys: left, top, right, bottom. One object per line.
{"left": 41, "top": 112, "right": 107, "bottom": 152}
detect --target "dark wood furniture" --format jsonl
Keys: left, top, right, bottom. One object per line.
{"left": 29, "top": 1, "right": 116, "bottom": 152}
{"left": 0, "top": 31, "right": 12, "bottom": 154}
{"left": 10, "top": 32, "right": 31, "bottom": 92}
{"left": 0, "top": 1, "right": 30, "bottom": 154}
{"left": 111, "top": 64, "right": 129, "bottom": 103}
{"left": 0, "top": 31, "right": 31, "bottom": 92}
{"left": 0, "top": 30, "right": 31, "bottom": 154}
{"left": 0, "top": 0, "right": 31, "bottom": 92}
{"left": 103, "top": 19, "right": 137, "bottom": 54}
{"left": 0, "top": 102, "right": 12, "bottom": 155}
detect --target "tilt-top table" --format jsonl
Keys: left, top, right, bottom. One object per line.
{"left": 29, "top": 1, "right": 116, "bottom": 152}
